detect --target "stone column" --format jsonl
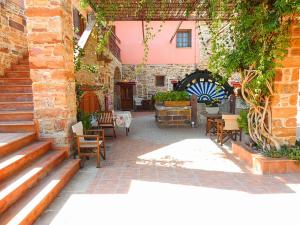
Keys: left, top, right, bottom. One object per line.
{"left": 272, "top": 21, "right": 300, "bottom": 145}
{"left": 25, "top": 0, "right": 77, "bottom": 150}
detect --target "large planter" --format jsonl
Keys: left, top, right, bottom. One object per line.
{"left": 205, "top": 107, "right": 219, "bottom": 114}
{"left": 232, "top": 142, "right": 300, "bottom": 174}
{"left": 164, "top": 101, "right": 190, "bottom": 107}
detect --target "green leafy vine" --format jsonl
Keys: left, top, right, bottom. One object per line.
{"left": 78, "top": 0, "right": 300, "bottom": 149}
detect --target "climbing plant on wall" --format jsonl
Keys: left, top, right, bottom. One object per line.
{"left": 79, "top": 0, "right": 300, "bottom": 150}
{"left": 201, "top": 0, "right": 300, "bottom": 150}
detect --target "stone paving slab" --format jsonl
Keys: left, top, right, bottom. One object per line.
{"left": 35, "top": 112, "right": 300, "bottom": 225}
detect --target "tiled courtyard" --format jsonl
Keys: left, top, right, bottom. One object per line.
{"left": 36, "top": 112, "right": 300, "bottom": 225}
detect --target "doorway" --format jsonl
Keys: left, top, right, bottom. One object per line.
{"left": 116, "top": 82, "right": 136, "bottom": 111}
{"left": 120, "top": 85, "right": 133, "bottom": 110}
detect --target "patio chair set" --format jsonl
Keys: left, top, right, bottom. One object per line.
{"left": 205, "top": 113, "right": 242, "bottom": 146}
{"left": 72, "top": 111, "right": 115, "bottom": 168}
{"left": 72, "top": 111, "right": 132, "bottom": 168}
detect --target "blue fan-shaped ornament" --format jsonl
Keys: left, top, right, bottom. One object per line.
{"left": 186, "top": 81, "right": 226, "bottom": 102}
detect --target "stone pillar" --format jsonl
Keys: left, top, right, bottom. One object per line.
{"left": 25, "top": 0, "right": 77, "bottom": 150}
{"left": 272, "top": 21, "right": 300, "bottom": 145}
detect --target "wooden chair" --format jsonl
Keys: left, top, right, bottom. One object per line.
{"left": 217, "top": 115, "right": 242, "bottom": 146}
{"left": 206, "top": 118, "right": 218, "bottom": 136}
{"left": 97, "top": 111, "right": 117, "bottom": 138}
{"left": 205, "top": 114, "right": 222, "bottom": 136}
{"left": 72, "top": 122, "right": 106, "bottom": 168}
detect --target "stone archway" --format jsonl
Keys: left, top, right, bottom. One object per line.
{"left": 114, "top": 67, "right": 122, "bottom": 110}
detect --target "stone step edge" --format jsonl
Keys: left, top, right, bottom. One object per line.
{"left": 0, "top": 150, "right": 67, "bottom": 214}
{"left": 0, "top": 132, "right": 36, "bottom": 158}
{"left": 0, "top": 159, "right": 80, "bottom": 225}
{"left": 0, "top": 141, "right": 52, "bottom": 181}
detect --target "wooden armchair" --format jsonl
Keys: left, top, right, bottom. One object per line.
{"left": 72, "top": 122, "right": 106, "bottom": 168}
{"left": 217, "top": 115, "right": 242, "bottom": 146}
{"left": 97, "top": 111, "right": 116, "bottom": 139}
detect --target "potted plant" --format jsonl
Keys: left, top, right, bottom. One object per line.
{"left": 77, "top": 111, "right": 92, "bottom": 130}
{"left": 154, "top": 91, "right": 190, "bottom": 107}
{"left": 205, "top": 99, "right": 220, "bottom": 114}
{"left": 237, "top": 109, "right": 252, "bottom": 145}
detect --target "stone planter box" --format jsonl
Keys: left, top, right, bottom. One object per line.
{"left": 232, "top": 142, "right": 300, "bottom": 174}
{"left": 164, "top": 101, "right": 190, "bottom": 107}
{"left": 155, "top": 105, "right": 191, "bottom": 127}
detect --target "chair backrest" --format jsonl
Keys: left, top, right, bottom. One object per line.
{"left": 222, "top": 115, "right": 240, "bottom": 130}
{"left": 72, "top": 122, "right": 84, "bottom": 136}
{"left": 98, "top": 111, "right": 114, "bottom": 125}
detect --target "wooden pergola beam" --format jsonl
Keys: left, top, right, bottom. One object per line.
{"left": 170, "top": 21, "right": 183, "bottom": 43}
{"left": 90, "top": 0, "right": 210, "bottom": 21}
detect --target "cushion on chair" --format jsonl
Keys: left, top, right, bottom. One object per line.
{"left": 72, "top": 122, "right": 83, "bottom": 135}
{"left": 222, "top": 115, "right": 240, "bottom": 130}
{"left": 72, "top": 122, "right": 84, "bottom": 142}
{"left": 79, "top": 140, "right": 103, "bottom": 148}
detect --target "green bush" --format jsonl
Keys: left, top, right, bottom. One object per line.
{"left": 237, "top": 109, "right": 249, "bottom": 135}
{"left": 263, "top": 143, "right": 300, "bottom": 161}
{"left": 77, "top": 111, "right": 92, "bottom": 130}
{"left": 154, "top": 91, "right": 190, "bottom": 102}
{"left": 205, "top": 99, "right": 220, "bottom": 107}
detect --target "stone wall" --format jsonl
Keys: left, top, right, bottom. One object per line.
{"left": 271, "top": 21, "right": 300, "bottom": 145}
{"left": 197, "top": 21, "right": 211, "bottom": 69}
{"left": 0, "top": 0, "right": 28, "bottom": 76}
{"left": 122, "top": 64, "right": 199, "bottom": 99}
{"left": 75, "top": 29, "right": 122, "bottom": 110}
{"left": 25, "top": 0, "right": 77, "bottom": 149}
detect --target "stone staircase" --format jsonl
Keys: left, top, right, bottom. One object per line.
{"left": 0, "top": 55, "right": 80, "bottom": 224}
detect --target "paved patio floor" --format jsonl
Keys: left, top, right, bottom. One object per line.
{"left": 36, "top": 112, "right": 300, "bottom": 225}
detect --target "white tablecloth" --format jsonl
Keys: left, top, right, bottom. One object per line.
{"left": 114, "top": 111, "right": 132, "bottom": 128}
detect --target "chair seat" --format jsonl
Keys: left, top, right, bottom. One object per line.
{"left": 99, "top": 124, "right": 114, "bottom": 127}
{"left": 79, "top": 140, "right": 103, "bottom": 148}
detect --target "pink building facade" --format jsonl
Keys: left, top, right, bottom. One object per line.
{"left": 114, "top": 21, "right": 208, "bottom": 100}
{"left": 115, "top": 21, "right": 200, "bottom": 65}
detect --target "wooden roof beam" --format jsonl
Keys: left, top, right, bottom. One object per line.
{"left": 169, "top": 21, "right": 183, "bottom": 43}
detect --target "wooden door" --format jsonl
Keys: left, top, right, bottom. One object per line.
{"left": 79, "top": 92, "right": 100, "bottom": 113}
{"left": 120, "top": 85, "right": 133, "bottom": 110}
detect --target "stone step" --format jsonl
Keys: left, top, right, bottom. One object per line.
{"left": 11, "top": 65, "right": 30, "bottom": 71}
{"left": 0, "top": 121, "right": 35, "bottom": 133}
{"left": 0, "top": 85, "right": 32, "bottom": 93}
{"left": 5, "top": 71, "right": 30, "bottom": 78}
{"left": 0, "top": 150, "right": 67, "bottom": 214}
{"left": 0, "top": 141, "right": 51, "bottom": 181}
{"left": 0, "top": 132, "right": 36, "bottom": 158}
{"left": 0, "top": 159, "right": 80, "bottom": 224}
{"left": 0, "top": 111, "right": 34, "bottom": 121}
{"left": 0, "top": 93, "right": 33, "bottom": 102}
{"left": 0, "top": 78, "right": 32, "bottom": 85}
{"left": 0, "top": 102, "right": 34, "bottom": 111}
